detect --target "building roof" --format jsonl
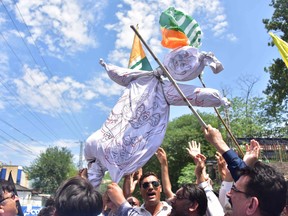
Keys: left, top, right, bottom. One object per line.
{"left": 15, "top": 184, "right": 32, "bottom": 192}
{"left": 237, "top": 138, "right": 288, "bottom": 145}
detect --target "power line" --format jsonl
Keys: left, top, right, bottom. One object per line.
{"left": 0, "top": 77, "right": 60, "bottom": 141}
{"left": 13, "top": 0, "right": 86, "bottom": 140}
{"left": 0, "top": 128, "right": 34, "bottom": 154}
{"left": 0, "top": 32, "right": 78, "bottom": 142}
{"left": 0, "top": 133, "right": 33, "bottom": 157}
{"left": 1, "top": 0, "right": 40, "bottom": 66}
{"left": 1, "top": 0, "right": 85, "bottom": 141}
{"left": 0, "top": 118, "right": 46, "bottom": 147}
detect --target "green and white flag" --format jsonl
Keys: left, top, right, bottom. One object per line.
{"left": 159, "top": 7, "right": 202, "bottom": 49}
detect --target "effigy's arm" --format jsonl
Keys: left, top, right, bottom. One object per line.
{"left": 162, "top": 81, "right": 230, "bottom": 107}
{"left": 99, "top": 59, "right": 155, "bottom": 87}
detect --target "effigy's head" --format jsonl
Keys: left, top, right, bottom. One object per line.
{"left": 163, "top": 46, "right": 201, "bottom": 81}
{"left": 162, "top": 46, "right": 224, "bottom": 82}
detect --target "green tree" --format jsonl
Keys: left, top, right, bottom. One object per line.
{"left": 24, "top": 146, "right": 77, "bottom": 194}
{"left": 262, "top": 0, "right": 288, "bottom": 116}
{"left": 225, "top": 96, "right": 287, "bottom": 138}
{"left": 227, "top": 96, "right": 266, "bottom": 138}
{"left": 143, "top": 111, "right": 220, "bottom": 192}
{"left": 177, "top": 163, "right": 196, "bottom": 185}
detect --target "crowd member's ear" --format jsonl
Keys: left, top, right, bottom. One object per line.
{"left": 188, "top": 202, "right": 199, "bottom": 213}
{"left": 246, "top": 197, "right": 259, "bottom": 215}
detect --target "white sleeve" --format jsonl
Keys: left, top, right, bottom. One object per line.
{"left": 198, "top": 181, "right": 224, "bottom": 216}
{"left": 99, "top": 59, "right": 154, "bottom": 87}
{"left": 218, "top": 181, "right": 233, "bottom": 209}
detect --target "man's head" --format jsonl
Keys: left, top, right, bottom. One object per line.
{"left": 0, "top": 180, "right": 19, "bottom": 216}
{"left": 227, "top": 161, "right": 287, "bottom": 216}
{"left": 38, "top": 206, "right": 56, "bottom": 216}
{"left": 170, "top": 183, "right": 207, "bottom": 216}
{"left": 54, "top": 176, "right": 103, "bottom": 216}
{"left": 139, "top": 172, "right": 162, "bottom": 206}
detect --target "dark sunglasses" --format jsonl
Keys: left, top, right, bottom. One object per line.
{"left": 142, "top": 181, "right": 160, "bottom": 189}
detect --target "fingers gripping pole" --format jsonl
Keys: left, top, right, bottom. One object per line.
{"left": 130, "top": 25, "right": 207, "bottom": 128}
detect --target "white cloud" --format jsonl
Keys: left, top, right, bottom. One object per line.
{"left": 0, "top": 138, "right": 81, "bottom": 166}
{"left": 86, "top": 72, "right": 124, "bottom": 96}
{"left": 0, "top": 53, "right": 9, "bottom": 77}
{"left": 13, "top": 0, "right": 108, "bottom": 57}
{"left": 106, "top": 0, "right": 229, "bottom": 66}
{"left": 227, "top": 33, "right": 238, "bottom": 42}
{"left": 95, "top": 101, "right": 112, "bottom": 113}
{"left": 9, "top": 65, "right": 121, "bottom": 115}
{"left": 0, "top": 12, "right": 7, "bottom": 24}
{"left": 212, "top": 21, "right": 228, "bottom": 36}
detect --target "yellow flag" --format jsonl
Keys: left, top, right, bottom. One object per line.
{"left": 269, "top": 32, "right": 288, "bottom": 68}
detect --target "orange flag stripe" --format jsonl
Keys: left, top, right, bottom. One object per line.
{"left": 161, "top": 28, "right": 189, "bottom": 49}
{"left": 128, "top": 34, "right": 145, "bottom": 67}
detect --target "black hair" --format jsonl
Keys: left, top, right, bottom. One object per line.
{"left": 44, "top": 197, "right": 55, "bottom": 207}
{"left": 54, "top": 176, "right": 103, "bottom": 216}
{"left": 38, "top": 206, "right": 56, "bottom": 216}
{"left": 0, "top": 180, "right": 13, "bottom": 201}
{"left": 139, "top": 171, "right": 160, "bottom": 188}
{"left": 240, "top": 161, "right": 287, "bottom": 216}
{"left": 181, "top": 183, "right": 207, "bottom": 216}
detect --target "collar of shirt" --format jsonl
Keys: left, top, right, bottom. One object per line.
{"left": 138, "top": 201, "right": 172, "bottom": 215}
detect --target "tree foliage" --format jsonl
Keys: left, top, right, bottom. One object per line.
{"left": 24, "top": 146, "right": 77, "bottom": 194}
{"left": 142, "top": 94, "right": 287, "bottom": 193}
{"left": 226, "top": 96, "right": 266, "bottom": 137}
{"left": 143, "top": 111, "right": 220, "bottom": 192}
{"left": 262, "top": 0, "right": 288, "bottom": 116}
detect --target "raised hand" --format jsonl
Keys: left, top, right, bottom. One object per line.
{"left": 155, "top": 147, "right": 168, "bottom": 165}
{"left": 186, "top": 140, "right": 201, "bottom": 163}
{"left": 123, "top": 168, "right": 142, "bottom": 198}
{"left": 215, "top": 152, "right": 233, "bottom": 182}
{"left": 194, "top": 153, "right": 208, "bottom": 184}
{"left": 203, "top": 125, "right": 229, "bottom": 154}
{"left": 107, "top": 183, "right": 126, "bottom": 208}
{"left": 243, "top": 139, "right": 260, "bottom": 167}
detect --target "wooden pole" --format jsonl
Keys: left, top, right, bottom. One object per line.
{"left": 198, "top": 75, "right": 244, "bottom": 157}
{"left": 130, "top": 25, "right": 207, "bottom": 128}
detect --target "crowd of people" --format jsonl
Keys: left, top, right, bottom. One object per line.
{"left": 0, "top": 125, "right": 287, "bottom": 216}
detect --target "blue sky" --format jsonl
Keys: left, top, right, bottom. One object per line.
{"left": 0, "top": 0, "right": 278, "bottom": 167}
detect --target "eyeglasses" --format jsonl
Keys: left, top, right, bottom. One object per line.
{"left": 0, "top": 192, "right": 16, "bottom": 204}
{"left": 231, "top": 184, "right": 250, "bottom": 196}
{"left": 142, "top": 181, "right": 160, "bottom": 189}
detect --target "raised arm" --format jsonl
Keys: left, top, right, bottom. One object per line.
{"left": 194, "top": 154, "right": 224, "bottom": 216}
{"left": 122, "top": 168, "right": 142, "bottom": 198}
{"left": 215, "top": 151, "right": 233, "bottom": 211}
{"left": 203, "top": 125, "right": 246, "bottom": 181}
{"left": 186, "top": 140, "right": 209, "bottom": 182}
{"left": 107, "top": 183, "right": 141, "bottom": 216}
{"left": 155, "top": 147, "right": 175, "bottom": 199}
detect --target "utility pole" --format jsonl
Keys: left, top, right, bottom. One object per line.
{"left": 78, "top": 141, "right": 83, "bottom": 170}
